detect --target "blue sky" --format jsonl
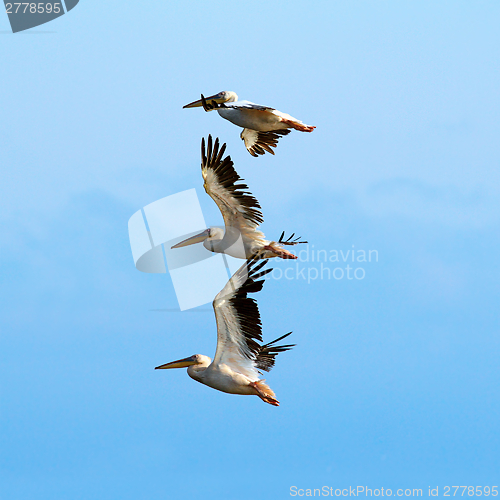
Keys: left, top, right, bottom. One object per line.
{"left": 1, "top": 1, "right": 499, "bottom": 499}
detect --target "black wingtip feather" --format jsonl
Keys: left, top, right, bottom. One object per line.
{"left": 201, "top": 135, "right": 264, "bottom": 226}
{"left": 256, "top": 331, "right": 295, "bottom": 372}
{"left": 278, "top": 231, "right": 308, "bottom": 246}
{"left": 247, "top": 129, "right": 292, "bottom": 157}
{"left": 223, "top": 259, "right": 293, "bottom": 372}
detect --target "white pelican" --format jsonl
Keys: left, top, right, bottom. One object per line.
{"left": 155, "top": 259, "right": 294, "bottom": 406}
{"left": 183, "top": 91, "right": 316, "bottom": 156}
{"left": 171, "top": 135, "right": 307, "bottom": 260}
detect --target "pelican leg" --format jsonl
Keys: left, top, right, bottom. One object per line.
{"left": 249, "top": 381, "right": 280, "bottom": 407}
{"left": 280, "top": 118, "right": 316, "bottom": 132}
{"left": 263, "top": 245, "right": 298, "bottom": 260}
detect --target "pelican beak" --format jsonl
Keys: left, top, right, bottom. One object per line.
{"left": 171, "top": 229, "right": 210, "bottom": 249}
{"left": 183, "top": 93, "right": 226, "bottom": 108}
{"left": 155, "top": 356, "right": 197, "bottom": 370}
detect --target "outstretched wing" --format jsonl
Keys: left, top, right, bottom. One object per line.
{"left": 202, "top": 96, "right": 274, "bottom": 113}
{"left": 240, "top": 128, "right": 291, "bottom": 157}
{"left": 227, "top": 100, "right": 275, "bottom": 112}
{"left": 212, "top": 259, "right": 294, "bottom": 378}
{"left": 201, "top": 135, "right": 264, "bottom": 238}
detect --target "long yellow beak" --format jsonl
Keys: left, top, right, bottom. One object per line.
{"left": 183, "top": 93, "right": 226, "bottom": 108}
{"left": 171, "top": 229, "right": 209, "bottom": 249}
{"left": 155, "top": 356, "right": 198, "bottom": 370}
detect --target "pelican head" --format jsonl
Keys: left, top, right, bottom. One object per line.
{"left": 183, "top": 91, "right": 238, "bottom": 108}
{"left": 155, "top": 354, "right": 210, "bottom": 370}
{"left": 171, "top": 227, "right": 224, "bottom": 249}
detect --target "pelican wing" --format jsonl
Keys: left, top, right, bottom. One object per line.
{"left": 240, "top": 128, "right": 291, "bottom": 157}
{"left": 202, "top": 135, "right": 264, "bottom": 236}
{"left": 201, "top": 96, "right": 274, "bottom": 112}
{"left": 227, "top": 102, "right": 310, "bottom": 126}
{"left": 225, "top": 100, "right": 275, "bottom": 112}
{"left": 212, "top": 259, "right": 294, "bottom": 378}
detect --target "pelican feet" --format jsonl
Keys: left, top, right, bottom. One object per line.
{"left": 250, "top": 381, "right": 280, "bottom": 407}
{"left": 280, "top": 118, "right": 316, "bottom": 132}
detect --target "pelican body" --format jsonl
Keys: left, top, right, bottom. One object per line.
{"left": 183, "top": 91, "right": 316, "bottom": 156}
{"left": 156, "top": 259, "right": 294, "bottom": 406}
{"left": 171, "top": 135, "right": 307, "bottom": 260}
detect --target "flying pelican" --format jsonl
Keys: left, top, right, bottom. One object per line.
{"left": 171, "top": 135, "right": 307, "bottom": 260}
{"left": 183, "top": 91, "right": 316, "bottom": 157}
{"left": 155, "top": 259, "right": 294, "bottom": 406}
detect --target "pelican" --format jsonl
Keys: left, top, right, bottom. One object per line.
{"left": 156, "top": 259, "right": 294, "bottom": 406}
{"left": 171, "top": 135, "right": 307, "bottom": 260}
{"left": 183, "top": 91, "right": 316, "bottom": 157}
